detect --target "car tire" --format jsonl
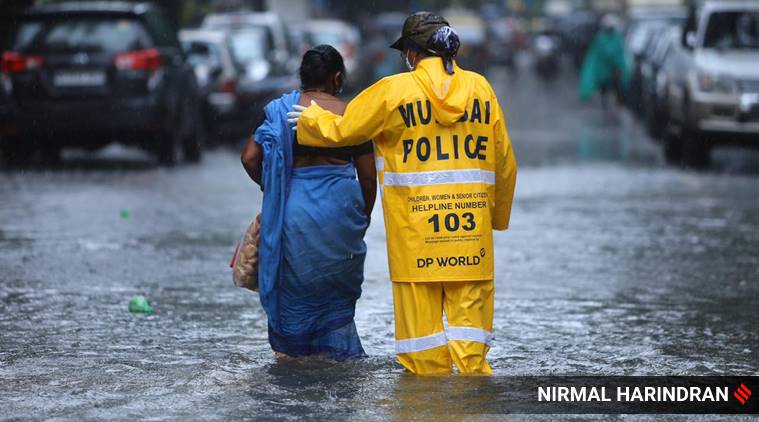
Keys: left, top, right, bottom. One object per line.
{"left": 182, "top": 111, "right": 204, "bottom": 164}
{"left": 644, "top": 102, "right": 657, "bottom": 137}
{"left": 663, "top": 129, "right": 683, "bottom": 165}
{"left": 1, "top": 137, "right": 35, "bottom": 167}
{"left": 682, "top": 130, "right": 711, "bottom": 169}
{"left": 156, "top": 126, "right": 179, "bottom": 166}
{"left": 646, "top": 104, "right": 667, "bottom": 140}
{"left": 39, "top": 145, "right": 61, "bottom": 167}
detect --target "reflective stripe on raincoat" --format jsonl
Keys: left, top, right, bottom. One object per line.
{"left": 297, "top": 58, "right": 517, "bottom": 282}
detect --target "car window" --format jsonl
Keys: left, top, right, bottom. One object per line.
{"left": 229, "top": 29, "right": 268, "bottom": 64}
{"left": 13, "top": 17, "right": 149, "bottom": 53}
{"left": 704, "top": 11, "right": 759, "bottom": 49}
{"left": 182, "top": 41, "right": 221, "bottom": 68}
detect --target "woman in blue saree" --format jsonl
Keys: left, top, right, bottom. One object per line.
{"left": 241, "top": 45, "right": 376, "bottom": 360}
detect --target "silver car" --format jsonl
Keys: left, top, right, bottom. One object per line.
{"left": 664, "top": 1, "right": 759, "bottom": 167}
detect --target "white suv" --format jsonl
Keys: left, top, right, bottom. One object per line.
{"left": 664, "top": 1, "right": 759, "bottom": 167}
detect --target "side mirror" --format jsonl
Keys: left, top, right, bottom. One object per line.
{"left": 685, "top": 32, "right": 697, "bottom": 49}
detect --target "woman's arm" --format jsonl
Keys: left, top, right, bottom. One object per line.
{"left": 241, "top": 136, "right": 263, "bottom": 186}
{"left": 354, "top": 150, "right": 377, "bottom": 225}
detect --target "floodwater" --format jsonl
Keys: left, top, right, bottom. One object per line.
{"left": 1, "top": 62, "right": 758, "bottom": 420}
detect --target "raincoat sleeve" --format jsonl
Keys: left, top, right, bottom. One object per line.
{"left": 491, "top": 94, "right": 517, "bottom": 231}
{"left": 297, "top": 79, "right": 391, "bottom": 147}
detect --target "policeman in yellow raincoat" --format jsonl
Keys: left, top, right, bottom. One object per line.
{"left": 290, "top": 12, "right": 517, "bottom": 375}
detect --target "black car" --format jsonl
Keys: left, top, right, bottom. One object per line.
{"left": 0, "top": 2, "right": 204, "bottom": 165}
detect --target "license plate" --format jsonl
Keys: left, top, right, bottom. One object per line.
{"left": 53, "top": 71, "right": 106, "bottom": 87}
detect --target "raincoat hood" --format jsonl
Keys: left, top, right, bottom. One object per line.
{"left": 411, "top": 57, "right": 471, "bottom": 126}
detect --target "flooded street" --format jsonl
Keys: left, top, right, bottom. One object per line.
{"left": 1, "top": 63, "right": 758, "bottom": 419}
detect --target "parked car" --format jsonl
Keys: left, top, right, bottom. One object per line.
{"left": 0, "top": 2, "right": 204, "bottom": 165}
{"left": 180, "top": 29, "right": 246, "bottom": 143}
{"left": 640, "top": 26, "right": 681, "bottom": 138}
{"left": 303, "top": 19, "right": 362, "bottom": 87}
{"left": 656, "top": 26, "right": 693, "bottom": 160}
{"left": 623, "top": 7, "right": 687, "bottom": 114}
{"left": 226, "top": 28, "right": 298, "bottom": 134}
{"left": 200, "top": 14, "right": 299, "bottom": 137}
{"left": 663, "top": 1, "right": 759, "bottom": 167}
{"left": 625, "top": 21, "right": 670, "bottom": 114}
{"left": 201, "top": 12, "right": 293, "bottom": 74}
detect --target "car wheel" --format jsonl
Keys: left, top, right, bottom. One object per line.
{"left": 663, "top": 129, "right": 683, "bottom": 165}
{"left": 644, "top": 103, "right": 657, "bottom": 137}
{"left": 682, "top": 130, "right": 711, "bottom": 169}
{"left": 646, "top": 104, "right": 667, "bottom": 139}
{"left": 39, "top": 144, "right": 61, "bottom": 167}
{"left": 156, "top": 125, "right": 180, "bottom": 166}
{"left": 1, "top": 136, "right": 34, "bottom": 167}
{"left": 182, "top": 110, "right": 204, "bottom": 164}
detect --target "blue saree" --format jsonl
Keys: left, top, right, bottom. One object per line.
{"left": 254, "top": 91, "right": 367, "bottom": 360}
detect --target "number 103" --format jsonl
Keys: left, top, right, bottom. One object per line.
{"left": 427, "top": 212, "right": 476, "bottom": 232}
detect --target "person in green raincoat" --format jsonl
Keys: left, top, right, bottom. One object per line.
{"left": 579, "top": 14, "right": 630, "bottom": 103}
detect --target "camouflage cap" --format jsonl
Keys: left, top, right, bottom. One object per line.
{"left": 389, "top": 11, "right": 449, "bottom": 51}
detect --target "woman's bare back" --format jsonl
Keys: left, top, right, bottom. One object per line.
{"left": 293, "top": 92, "right": 348, "bottom": 168}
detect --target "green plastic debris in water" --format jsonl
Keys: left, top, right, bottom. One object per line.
{"left": 128, "top": 295, "right": 154, "bottom": 314}
{"left": 120, "top": 209, "right": 130, "bottom": 219}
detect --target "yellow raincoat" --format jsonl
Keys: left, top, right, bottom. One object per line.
{"left": 298, "top": 58, "right": 517, "bottom": 283}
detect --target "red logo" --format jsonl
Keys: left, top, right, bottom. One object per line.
{"left": 733, "top": 383, "right": 751, "bottom": 405}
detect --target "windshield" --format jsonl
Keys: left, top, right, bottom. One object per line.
{"left": 703, "top": 11, "right": 759, "bottom": 49}
{"left": 13, "top": 17, "right": 149, "bottom": 53}
{"left": 228, "top": 29, "right": 269, "bottom": 64}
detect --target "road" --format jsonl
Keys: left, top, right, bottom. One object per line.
{"left": 1, "top": 61, "right": 758, "bottom": 419}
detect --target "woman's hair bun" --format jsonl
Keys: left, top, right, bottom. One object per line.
{"left": 299, "top": 44, "right": 346, "bottom": 90}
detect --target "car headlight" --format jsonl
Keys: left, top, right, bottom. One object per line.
{"left": 246, "top": 61, "right": 270, "bottom": 82}
{"left": 697, "top": 71, "right": 736, "bottom": 94}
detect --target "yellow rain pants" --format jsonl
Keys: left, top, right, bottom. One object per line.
{"left": 392, "top": 280, "right": 494, "bottom": 375}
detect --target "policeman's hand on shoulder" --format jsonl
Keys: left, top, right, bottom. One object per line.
{"left": 286, "top": 100, "right": 317, "bottom": 131}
